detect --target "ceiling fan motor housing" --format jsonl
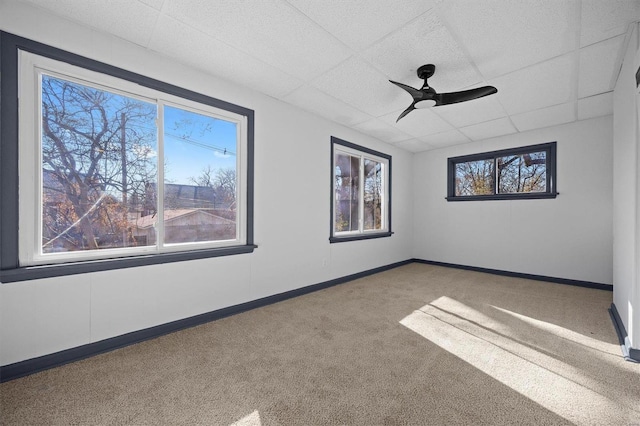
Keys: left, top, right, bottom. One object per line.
{"left": 390, "top": 63, "right": 498, "bottom": 122}
{"left": 417, "top": 64, "right": 436, "bottom": 80}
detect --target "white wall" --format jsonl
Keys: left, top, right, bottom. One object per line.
{"left": 0, "top": 2, "right": 413, "bottom": 366}
{"left": 613, "top": 23, "right": 640, "bottom": 349}
{"left": 413, "top": 116, "right": 613, "bottom": 285}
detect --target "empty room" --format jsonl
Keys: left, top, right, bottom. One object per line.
{"left": 1, "top": 0, "right": 640, "bottom": 424}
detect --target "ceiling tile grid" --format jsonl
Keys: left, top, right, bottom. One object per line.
{"left": 285, "top": 0, "right": 443, "bottom": 51}
{"left": 18, "top": 0, "right": 637, "bottom": 152}
{"left": 353, "top": 118, "right": 413, "bottom": 143}
{"left": 489, "top": 54, "right": 577, "bottom": 116}
{"left": 360, "top": 14, "right": 481, "bottom": 92}
{"left": 437, "top": 0, "right": 580, "bottom": 80}
{"left": 395, "top": 138, "right": 435, "bottom": 153}
{"left": 431, "top": 94, "right": 507, "bottom": 128}
{"left": 511, "top": 102, "right": 577, "bottom": 133}
{"left": 147, "top": 14, "right": 304, "bottom": 98}
{"left": 419, "top": 129, "right": 471, "bottom": 149}
{"left": 459, "top": 117, "right": 518, "bottom": 141}
{"left": 580, "top": 0, "right": 640, "bottom": 47}
{"left": 578, "top": 35, "right": 625, "bottom": 98}
{"left": 283, "top": 85, "right": 373, "bottom": 126}
{"left": 310, "top": 56, "right": 409, "bottom": 117}
{"left": 23, "top": 0, "right": 161, "bottom": 47}
{"left": 162, "top": 0, "right": 353, "bottom": 80}
{"left": 577, "top": 92, "right": 614, "bottom": 121}
{"left": 137, "top": 0, "right": 165, "bottom": 11}
{"left": 379, "top": 107, "right": 454, "bottom": 138}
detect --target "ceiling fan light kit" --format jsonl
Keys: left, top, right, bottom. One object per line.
{"left": 390, "top": 64, "right": 498, "bottom": 122}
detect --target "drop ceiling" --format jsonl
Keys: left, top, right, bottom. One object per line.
{"left": 14, "top": 0, "right": 640, "bottom": 152}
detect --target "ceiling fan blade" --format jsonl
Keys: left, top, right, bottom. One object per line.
{"left": 436, "top": 86, "right": 497, "bottom": 106}
{"left": 396, "top": 105, "right": 415, "bottom": 122}
{"left": 389, "top": 80, "right": 422, "bottom": 100}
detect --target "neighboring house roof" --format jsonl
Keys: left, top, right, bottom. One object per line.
{"left": 131, "top": 209, "right": 235, "bottom": 229}
{"left": 147, "top": 183, "right": 219, "bottom": 209}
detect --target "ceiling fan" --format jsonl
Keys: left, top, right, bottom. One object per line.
{"left": 389, "top": 64, "right": 497, "bottom": 122}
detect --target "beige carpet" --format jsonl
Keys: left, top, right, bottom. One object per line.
{"left": 1, "top": 263, "right": 639, "bottom": 425}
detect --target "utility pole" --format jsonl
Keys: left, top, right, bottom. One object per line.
{"left": 121, "top": 113, "right": 127, "bottom": 205}
{"left": 121, "top": 113, "right": 128, "bottom": 246}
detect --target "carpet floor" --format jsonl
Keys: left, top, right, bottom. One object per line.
{"left": 1, "top": 263, "right": 639, "bottom": 425}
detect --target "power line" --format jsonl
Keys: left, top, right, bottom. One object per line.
{"left": 164, "top": 132, "right": 236, "bottom": 156}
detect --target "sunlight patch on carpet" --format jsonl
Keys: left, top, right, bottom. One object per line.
{"left": 400, "top": 297, "right": 637, "bottom": 424}
{"left": 490, "top": 304, "right": 619, "bottom": 355}
{"left": 229, "top": 410, "right": 261, "bottom": 426}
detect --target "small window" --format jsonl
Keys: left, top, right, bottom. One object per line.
{"left": 0, "top": 32, "right": 255, "bottom": 282}
{"left": 447, "top": 142, "right": 557, "bottom": 201}
{"left": 330, "top": 137, "right": 391, "bottom": 242}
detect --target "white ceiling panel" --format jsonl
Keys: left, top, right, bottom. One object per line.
{"left": 379, "top": 107, "right": 453, "bottom": 138}
{"left": 578, "top": 35, "right": 624, "bottom": 98}
{"left": 577, "top": 92, "right": 614, "bottom": 121}
{"left": 354, "top": 118, "right": 413, "bottom": 143}
{"left": 419, "top": 129, "right": 471, "bottom": 148}
{"left": 285, "top": 0, "right": 441, "bottom": 51}
{"left": 395, "top": 138, "right": 435, "bottom": 153}
{"left": 14, "top": 0, "right": 640, "bottom": 155}
{"left": 459, "top": 117, "right": 517, "bottom": 141}
{"left": 311, "top": 57, "right": 408, "bottom": 117}
{"left": 24, "top": 0, "right": 161, "bottom": 47}
{"left": 283, "top": 85, "right": 372, "bottom": 126}
{"left": 491, "top": 54, "right": 576, "bottom": 116}
{"left": 440, "top": 0, "right": 579, "bottom": 79}
{"left": 138, "top": 0, "right": 165, "bottom": 11}
{"left": 511, "top": 102, "right": 576, "bottom": 132}
{"left": 361, "top": 14, "right": 480, "bottom": 92}
{"left": 432, "top": 93, "right": 507, "bottom": 128}
{"left": 163, "top": 0, "right": 352, "bottom": 80}
{"left": 148, "top": 15, "right": 303, "bottom": 98}
{"left": 580, "top": 0, "right": 640, "bottom": 47}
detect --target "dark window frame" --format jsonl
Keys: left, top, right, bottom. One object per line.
{"left": 330, "top": 137, "right": 392, "bottom": 243}
{"left": 446, "top": 142, "right": 557, "bottom": 201}
{"left": 0, "top": 31, "right": 256, "bottom": 283}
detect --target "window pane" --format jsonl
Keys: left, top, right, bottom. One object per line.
{"left": 363, "top": 159, "right": 383, "bottom": 230}
{"left": 334, "top": 153, "right": 360, "bottom": 232}
{"left": 455, "top": 159, "right": 495, "bottom": 196}
{"left": 41, "top": 75, "right": 157, "bottom": 253}
{"left": 161, "top": 105, "right": 237, "bottom": 244}
{"left": 497, "top": 151, "right": 546, "bottom": 194}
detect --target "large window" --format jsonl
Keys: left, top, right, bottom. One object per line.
{"left": 0, "top": 33, "right": 254, "bottom": 282}
{"left": 446, "top": 142, "right": 557, "bottom": 201}
{"left": 330, "top": 137, "right": 391, "bottom": 242}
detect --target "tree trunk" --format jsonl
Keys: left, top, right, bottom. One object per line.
{"left": 77, "top": 184, "right": 99, "bottom": 250}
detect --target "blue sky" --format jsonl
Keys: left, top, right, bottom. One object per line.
{"left": 163, "top": 105, "right": 237, "bottom": 185}
{"left": 42, "top": 74, "right": 237, "bottom": 187}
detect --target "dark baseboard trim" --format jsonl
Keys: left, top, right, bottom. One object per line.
{"left": 0, "top": 258, "right": 621, "bottom": 382}
{"left": 411, "top": 259, "right": 613, "bottom": 291}
{"left": 609, "top": 303, "right": 640, "bottom": 363}
{"left": 0, "top": 259, "right": 412, "bottom": 383}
